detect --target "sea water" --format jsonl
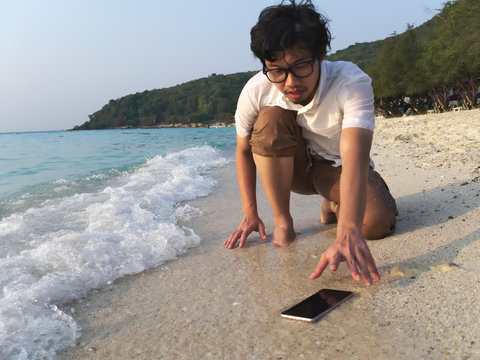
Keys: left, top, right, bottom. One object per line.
{"left": 0, "top": 127, "right": 235, "bottom": 359}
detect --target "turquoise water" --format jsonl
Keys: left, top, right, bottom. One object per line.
{"left": 0, "top": 127, "right": 235, "bottom": 202}
{"left": 0, "top": 127, "right": 235, "bottom": 359}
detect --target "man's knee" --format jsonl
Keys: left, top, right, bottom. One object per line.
{"left": 250, "top": 106, "right": 300, "bottom": 157}
{"left": 362, "top": 212, "right": 396, "bottom": 240}
{"left": 362, "top": 171, "right": 398, "bottom": 240}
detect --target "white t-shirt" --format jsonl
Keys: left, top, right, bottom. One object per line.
{"left": 235, "top": 60, "right": 375, "bottom": 167}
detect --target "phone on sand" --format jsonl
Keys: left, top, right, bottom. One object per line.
{"left": 280, "top": 289, "right": 354, "bottom": 322}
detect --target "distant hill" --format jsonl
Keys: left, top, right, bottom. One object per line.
{"left": 325, "top": 15, "right": 436, "bottom": 72}
{"left": 75, "top": 0, "right": 480, "bottom": 129}
{"left": 75, "top": 71, "right": 257, "bottom": 130}
{"left": 326, "top": 41, "right": 383, "bottom": 72}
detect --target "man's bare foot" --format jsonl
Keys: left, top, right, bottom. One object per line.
{"left": 320, "top": 199, "right": 338, "bottom": 224}
{"left": 272, "top": 217, "right": 296, "bottom": 247}
{"left": 273, "top": 226, "right": 296, "bottom": 246}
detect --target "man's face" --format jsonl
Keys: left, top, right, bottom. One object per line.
{"left": 264, "top": 45, "right": 321, "bottom": 106}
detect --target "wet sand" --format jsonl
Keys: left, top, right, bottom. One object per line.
{"left": 59, "top": 109, "right": 480, "bottom": 359}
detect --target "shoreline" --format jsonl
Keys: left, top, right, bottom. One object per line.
{"left": 69, "top": 123, "right": 236, "bottom": 131}
{"left": 60, "top": 109, "right": 480, "bottom": 359}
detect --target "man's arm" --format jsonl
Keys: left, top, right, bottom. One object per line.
{"left": 310, "top": 127, "right": 380, "bottom": 285}
{"left": 224, "top": 134, "right": 267, "bottom": 248}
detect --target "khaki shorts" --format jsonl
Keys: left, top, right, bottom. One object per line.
{"left": 249, "top": 106, "right": 398, "bottom": 238}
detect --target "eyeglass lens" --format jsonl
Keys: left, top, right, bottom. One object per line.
{"left": 265, "top": 61, "right": 314, "bottom": 83}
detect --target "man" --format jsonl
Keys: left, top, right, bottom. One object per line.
{"left": 224, "top": 0, "right": 397, "bottom": 286}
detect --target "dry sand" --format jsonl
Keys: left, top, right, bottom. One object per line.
{"left": 59, "top": 109, "right": 480, "bottom": 360}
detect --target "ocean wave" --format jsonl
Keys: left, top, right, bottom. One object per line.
{"left": 0, "top": 145, "right": 229, "bottom": 359}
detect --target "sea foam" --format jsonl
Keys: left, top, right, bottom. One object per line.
{"left": 0, "top": 145, "right": 228, "bottom": 359}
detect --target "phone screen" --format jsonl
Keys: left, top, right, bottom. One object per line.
{"left": 280, "top": 289, "right": 354, "bottom": 322}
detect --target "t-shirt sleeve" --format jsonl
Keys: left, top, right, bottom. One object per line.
{"left": 235, "top": 76, "right": 261, "bottom": 138}
{"left": 337, "top": 69, "right": 375, "bottom": 132}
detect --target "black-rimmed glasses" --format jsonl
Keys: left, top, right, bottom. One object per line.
{"left": 263, "top": 59, "right": 315, "bottom": 83}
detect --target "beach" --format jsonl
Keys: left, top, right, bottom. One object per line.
{"left": 59, "top": 109, "right": 480, "bottom": 359}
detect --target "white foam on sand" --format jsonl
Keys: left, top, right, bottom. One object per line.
{"left": 0, "top": 146, "right": 229, "bottom": 359}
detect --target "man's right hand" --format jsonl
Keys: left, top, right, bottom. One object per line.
{"left": 224, "top": 215, "right": 267, "bottom": 249}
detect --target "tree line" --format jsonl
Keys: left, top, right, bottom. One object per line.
{"left": 74, "top": 0, "right": 480, "bottom": 130}
{"left": 328, "top": 0, "right": 480, "bottom": 116}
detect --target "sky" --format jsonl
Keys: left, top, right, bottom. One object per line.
{"left": 0, "top": 0, "right": 446, "bottom": 132}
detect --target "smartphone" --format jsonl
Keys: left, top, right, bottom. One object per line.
{"left": 280, "top": 289, "right": 354, "bottom": 322}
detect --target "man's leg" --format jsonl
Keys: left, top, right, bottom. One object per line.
{"left": 252, "top": 155, "right": 296, "bottom": 246}
{"left": 362, "top": 171, "right": 398, "bottom": 239}
{"left": 312, "top": 156, "right": 397, "bottom": 240}
{"left": 320, "top": 197, "right": 338, "bottom": 224}
{"left": 249, "top": 106, "right": 315, "bottom": 246}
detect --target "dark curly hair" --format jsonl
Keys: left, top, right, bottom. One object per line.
{"left": 250, "top": 0, "right": 331, "bottom": 65}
